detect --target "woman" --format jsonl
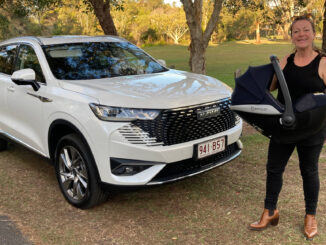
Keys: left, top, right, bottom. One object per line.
{"left": 249, "top": 15, "right": 326, "bottom": 240}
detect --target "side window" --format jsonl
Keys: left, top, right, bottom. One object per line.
{"left": 15, "top": 45, "right": 45, "bottom": 83}
{"left": 0, "top": 45, "right": 18, "bottom": 75}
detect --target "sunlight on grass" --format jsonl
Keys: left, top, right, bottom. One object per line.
{"left": 144, "top": 41, "right": 293, "bottom": 87}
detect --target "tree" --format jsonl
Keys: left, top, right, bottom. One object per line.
{"left": 85, "top": 0, "right": 123, "bottom": 35}
{"left": 52, "top": 0, "right": 103, "bottom": 36}
{"left": 223, "top": 0, "right": 272, "bottom": 43}
{"left": 158, "top": 7, "right": 188, "bottom": 44}
{"left": 247, "top": 1, "right": 271, "bottom": 44}
{"left": 224, "top": 9, "right": 255, "bottom": 40}
{"left": 111, "top": 0, "right": 171, "bottom": 45}
{"left": 181, "top": 0, "right": 223, "bottom": 74}
{"left": 270, "top": 0, "right": 307, "bottom": 40}
{"left": 0, "top": 0, "right": 60, "bottom": 38}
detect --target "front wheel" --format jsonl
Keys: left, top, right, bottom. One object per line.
{"left": 54, "top": 134, "right": 108, "bottom": 209}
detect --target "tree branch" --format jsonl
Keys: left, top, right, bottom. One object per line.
{"left": 203, "top": 0, "right": 223, "bottom": 46}
{"left": 181, "top": 0, "right": 202, "bottom": 38}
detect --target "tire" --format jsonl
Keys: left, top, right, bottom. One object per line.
{"left": 54, "top": 134, "right": 108, "bottom": 209}
{"left": 0, "top": 138, "right": 8, "bottom": 151}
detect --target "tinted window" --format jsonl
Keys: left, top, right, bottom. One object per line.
{"left": 42, "top": 42, "right": 167, "bottom": 80}
{"left": 0, "top": 45, "right": 18, "bottom": 75}
{"left": 15, "top": 45, "right": 45, "bottom": 83}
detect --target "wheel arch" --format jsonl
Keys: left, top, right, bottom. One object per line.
{"left": 48, "top": 119, "right": 101, "bottom": 181}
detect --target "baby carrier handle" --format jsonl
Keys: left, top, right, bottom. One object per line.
{"left": 270, "top": 55, "right": 296, "bottom": 128}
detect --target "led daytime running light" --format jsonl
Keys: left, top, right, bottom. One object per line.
{"left": 90, "top": 103, "right": 160, "bottom": 121}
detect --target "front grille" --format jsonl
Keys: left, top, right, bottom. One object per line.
{"left": 132, "top": 98, "right": 235, "bottom": 146}
{"left": 150, "top": 143, "right": 239, "bottom": 183}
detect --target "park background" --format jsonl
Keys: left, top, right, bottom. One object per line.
{"left": 1, "top": 0, "right": 325, "bottom": 75}
{"left": 1, "top": 0, "right": 326, "bottom": 244}
{"left": 0, "top": 0, "right": 324, "bottom": 46}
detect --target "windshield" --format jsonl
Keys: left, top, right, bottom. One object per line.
{"left": 42, "top": 42, "right": 167, "bottom": 80}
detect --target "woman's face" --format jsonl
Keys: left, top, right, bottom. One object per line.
{"left": 291, "top": 20, "right": 315, "bottom": 50}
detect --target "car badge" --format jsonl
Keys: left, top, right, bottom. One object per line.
{"left": 197, "top": 107, "right": 221, "bottom": 120}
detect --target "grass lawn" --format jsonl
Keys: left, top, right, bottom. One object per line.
{"left": 1, "top": 41, "right": 326, "bottom": 244}
{"left": 144, "top": 40, "right": 294, "bottom": 87}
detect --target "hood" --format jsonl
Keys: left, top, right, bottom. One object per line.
{"left": 59, "top": 69, "right": 232, "bottom": 109}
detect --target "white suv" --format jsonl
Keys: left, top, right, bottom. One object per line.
{"left": 0, "top": 36, "right": 242, "bottom": 208}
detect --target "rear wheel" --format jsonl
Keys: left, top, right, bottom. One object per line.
{"left": 0, "top": 138, "right": 8, "bottom": 151}
{"left": 54, "top": 134, "right": 108, "bottom": 209}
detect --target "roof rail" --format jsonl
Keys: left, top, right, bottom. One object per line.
{"left": 95, "top": 35, "right": 127, "bottom": 41}
{"left": 1, "top": 36, "right": 44, "bottom": 45}
{"left": 24, "top": 36, "right": 44, "bottom": 45}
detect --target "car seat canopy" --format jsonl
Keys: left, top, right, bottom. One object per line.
{"left": 230, "top": 56, "right": 326, "bottom": 144}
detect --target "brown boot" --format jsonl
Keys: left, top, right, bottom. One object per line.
{"left": 249, "top": 209, "right": 279, "bottom": 231}
{"left": 304, "top": 214, "right": 318, "bottom": 240}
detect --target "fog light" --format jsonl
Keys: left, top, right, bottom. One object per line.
{"left": 110, "top": 158, "right": 160, "bottom": 176}
{"left": 125, "top": 166, "right": 134, "bottom": 174}
{"left": 112, "top": 165, "right": 151, "bottom": 176}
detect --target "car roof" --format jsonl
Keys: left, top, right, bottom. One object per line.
{"left": 0, "top": 35, "right": 128, "bottom": 46}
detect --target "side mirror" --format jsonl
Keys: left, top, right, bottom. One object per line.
{"left": 157, "top": 59, "right": 167, "bottom": 67}
{"left": 11, "top": 69, "right": 40, "bottom": 91}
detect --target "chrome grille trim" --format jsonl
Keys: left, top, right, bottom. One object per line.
{"left": 118, "top": 124, "right": 163, "bottom": 146}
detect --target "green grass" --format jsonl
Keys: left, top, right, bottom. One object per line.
{"left": 144, "top": 40, "right": 293, "bottom": 87}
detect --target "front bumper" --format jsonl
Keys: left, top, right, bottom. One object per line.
{"left": 97, "top": 121, "right": 243, "bottom": 186}
{"left": 148, "top": 140, "right": 242, "bottom": 185}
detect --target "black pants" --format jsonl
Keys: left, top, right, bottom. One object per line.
{"left": 264, "top": 139, "right": 323, "bottom": 215}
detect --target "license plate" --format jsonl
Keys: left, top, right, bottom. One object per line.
{"left": 196, "top": 136, "right": 226, "bottom": 159}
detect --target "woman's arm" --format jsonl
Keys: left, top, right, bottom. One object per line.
{"left": 318, "top": 57, "right": 326, "bottom": 86}
{"left": 269, "top": 55, "right": 289, "bottom": 91}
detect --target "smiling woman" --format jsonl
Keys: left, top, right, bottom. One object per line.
{"left": 248, "top": 15, "right": 326, "bottom": 240}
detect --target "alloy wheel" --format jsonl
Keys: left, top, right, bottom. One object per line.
{"left": 58, "top": 146, "right": 89, "bottom": 201}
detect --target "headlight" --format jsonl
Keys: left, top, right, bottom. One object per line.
{"left": 89, "top": 103, "right": 160, "bottom": 121}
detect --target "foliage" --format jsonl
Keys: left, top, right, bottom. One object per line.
{"left": 0, "top": 14, "right": 9, "bottom": 39}
{"left": 0, "top": 0, "right": 324, "bottom": 44}
{"left": 223, "top": 9, "right": 256, "bottom": 41}
{"left": 52, "top": 0, "right": 102, "bottom": 36}
{"left": 269, "top": 0, "right": 311, "bottom": 40}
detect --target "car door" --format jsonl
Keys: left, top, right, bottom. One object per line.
{"left": 0, "top": 45, "right": 18, "bottom": 132}
{"left": 4, "top": 44, "right": 47, "bottom": 154}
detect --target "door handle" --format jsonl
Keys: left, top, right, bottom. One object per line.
{"left": 7, "top": 86, "right": 15, "bottom": 92}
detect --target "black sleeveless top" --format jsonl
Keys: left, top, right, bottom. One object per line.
{"left": 277, "top": 53, "right": 326, "bottom": 145}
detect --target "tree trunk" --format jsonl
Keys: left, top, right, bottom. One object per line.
{"left": 88, "top": 0, "right": 118, "bottom": 36}
{"left": 181, "top": 0, "right": 223, "bottom": 74}
{"left": 255, "top": 21, "right": 261, "bottom": 44}
{"left": 323, "top": 0, "right": 326, "bottom": 52}
{"left": 282, "top": 23, "right": 290, "bottom": 40}
{"left": 189, "top": 38, "right": 206, "bottom": 74}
